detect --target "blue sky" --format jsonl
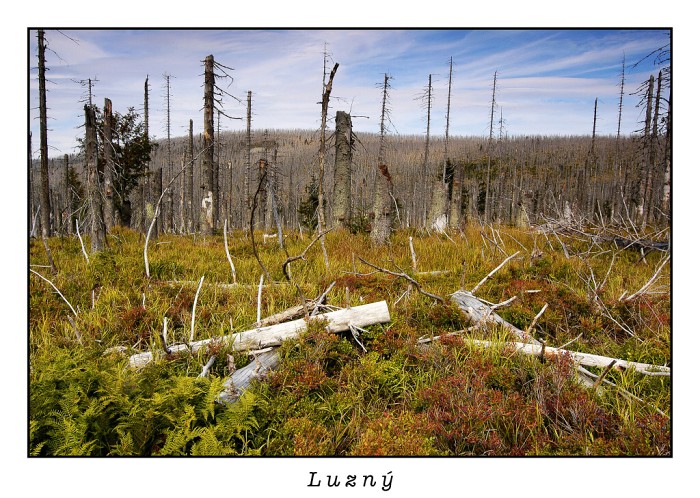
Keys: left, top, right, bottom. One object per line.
{"left": 28, "top": 28, "right": 670, "bottom": 158}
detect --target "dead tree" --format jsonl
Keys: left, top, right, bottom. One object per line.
{"left": 186, "top": 119, "right": 194, "bottom": 233}
{"left": 142, "top": 76, "right": 150, "bottom": 234}
{"left": 201, "top": 55, "right": 216, "bottom": 235}
{"left": 85, "top": 104, "right": 106, "bottom": 252}
{"left": 421, "top": 74, "right": 434, "bottom": 227}
{"left": 102, "top": 98, "right": 115, "bottom": 229}
{"left": 245, "top": 91, "right": 252, "bottom": 228}
{"left": 317, "top": 57, "right": 340, "bottom": 232}
{"left": 331, "top": 110, "right": 352, "bottom": 227}
{"left": 485, "top": 71, "right": 498, "bottom": 221}
{"left": 370, "top": 74, "right": 394, "bottom": 246}
{"left": 37, "top": 30, "right": 52, "bottom": 238}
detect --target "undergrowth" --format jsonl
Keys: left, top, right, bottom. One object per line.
{"left": 28, "top": 224, "right": 671, "bottom": 456}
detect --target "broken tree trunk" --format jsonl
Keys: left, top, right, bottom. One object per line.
{"left": 450, "top": 290, "right": 540, "bottom": 345}
{"left": 218, "top": 350, "right": 281, "bottom": 404}
{"left": 129, "top": 300, "right": 390, "bottom": 368}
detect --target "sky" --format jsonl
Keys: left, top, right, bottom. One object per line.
{"left": 28, "top": 28, "right": 670, "bottom": 158}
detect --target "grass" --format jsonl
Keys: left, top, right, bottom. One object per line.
{"left": 28, "top": 223, "right": 670, "bottom": 456}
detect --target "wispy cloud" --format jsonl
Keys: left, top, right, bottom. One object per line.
{"left": 28, "top": 28, "right": 670, "bottom": 157}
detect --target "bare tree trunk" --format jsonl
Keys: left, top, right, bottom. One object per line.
{"left": 421, "top": 74, "right": 433, "bottom": 227}
{"left": 661, "top": 106, "right": 671, "bottom": 220}
{"left": 331, "top": 110, "right": 352, "bottom": 227}
{"left": 637, "top": 74, "right": 654, "bottom": 226}
{"left": 201, "top": 54, "right": 215, "bottom": 235}
{"left": 142, "top": 76, "right": 150, "bottom": 234}
{"left": 214, "top": 108, "right": 221, "bottom": 230}
{"left": 245, "top": 91, "right": 252, "bottom": 229}
{"left": 612, "top": 55, "right": 626, "bottom": 222}
{"left": 103, "top": 98, "right": 115, "bottom": 229}
{"left": 644, "top": 71, "right": 663, "bottom": 226}
{"left": 485, "top": 71, "right": 498, "bottom": 222}
{"left": 154, "top": 168, "right": 162, "bottom": 238}
{"left": 29, "top": 131, "right": 35, "bottom": 236}
{"left": 38, "top": 30, "right": 52, "bottom": 238}
{"left": 186, "top": 119, "right": 194, "bottom": 233}
{"left": 370, "top": 74, "right": 394, "bottom": 246}
{"left": 317, "top": 60, "right": 340, "bottom": 232}
{"left": 449, "top": 161, "right": 463, "bottom": 229}
{"left": 63, "top": 154, "right": 71, "bottom": 235}
{"left": 85, "top": 104, "right": 106, "bottom": 253}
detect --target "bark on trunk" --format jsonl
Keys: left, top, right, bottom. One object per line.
{"left": 103, "top": 98, "right": 115, "bottom": 229}
{"left": 201, "top": 54, "right": 215, "bottom": 235}
{"left": 85, "top": 105, "right": 106, "bottom": 252}
{"left": 332, "top": 110, "right": 353, "bottom": 227}
{"left": 38, "top": 30, "right": 51, "bottom": 238}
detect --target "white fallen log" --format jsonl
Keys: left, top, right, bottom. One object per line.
{"left": 218, "top": 350, "right": 281, "bottom": 404}
{"left": 465, "top": 338, "right": 670, "bottom": 376}
{"left": 128, "top": 300, "right": 390, "bottom": 368}
{"left": 450, "top": 290, "right": 540, "bottom": 345}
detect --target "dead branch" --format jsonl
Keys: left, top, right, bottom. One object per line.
{"left": 223, "top": 219, "right": 237, "bottom": 284}
{"left": 470, "top": 251, "right": 520, "bottom": 294}
{"left": 624, "top": 254, "right": 670, "bottom": 301}
{"left": 282, "top": 227, "right": 334, "bottom": 281}
{"left": 249, "top": 166, "right": 271, "bottom": 281}
{"left": 189, "top": 276, "right": 205, "bottom": 343}
{"left": 30, "top": 268, "right": 78, "bottom": 316}
{"left": 358, "top": 256, "right": 445, "bottom": 304}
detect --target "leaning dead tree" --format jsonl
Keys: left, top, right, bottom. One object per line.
{"left": 370, "top": 73, "right": 394, "bottom": 246}
{"left": 317, "top": 49, "right": 339, "bottom": 232}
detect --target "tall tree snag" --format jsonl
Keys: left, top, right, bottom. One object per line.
{"left": 370, "top": 74, "right": 394, "bottom": 246}
{"left": 37, "top": 30, "right": 51, "bottom": 238}
{"left": 102, "top": 97, "right": 115, "bottom": 230}
{"left": 331, "top": 110, "right": 352, "bottom": 227}
{"left": 85, "top": 105, "right": 106, "bottom": 253}
{"left": 317, "top": 59, "right": 340, "bottom": 232}
{"left": 201, "top": 54, "right": 215, "bottom": 235}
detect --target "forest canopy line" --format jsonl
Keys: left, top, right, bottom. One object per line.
{"left": 29, "top": 29, "right": 670, "bottom": 239}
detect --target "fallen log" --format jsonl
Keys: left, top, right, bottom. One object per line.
{"left": 464, "top": 338, "right": 670, "bottom": 376}
{"left": 218, "top": 350, "right": 281, "bottom": 404}
{"left": 128, "top": 300, "right": 390, "bottom": 368}
{"left": 450, "top": 290, "right": 540, "bottom": 345}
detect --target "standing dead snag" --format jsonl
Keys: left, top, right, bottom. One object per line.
{"left": 332, "top": 110, "right": 353, "bottom": 227}
{"left": 85, "top": 104, "right": 107, "bottom": 253}
{"left": 317, "top": 57, "right": 339, "bottom": 232}
{"left": 102, "top": 98, "right": 115, "bottom": 231}
{"left": 201, "top": 54, "right": 215, "bottom": 235}
{"left": 370, "top": 74, "right": 394, "bottom": 246}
